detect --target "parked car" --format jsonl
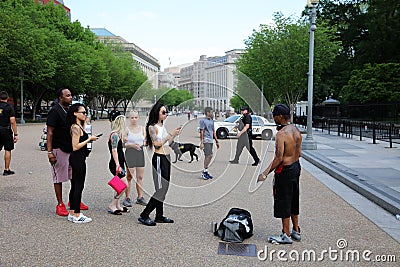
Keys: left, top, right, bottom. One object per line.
{"left": 214, "top": 115, "right": 276, "bottom": 140}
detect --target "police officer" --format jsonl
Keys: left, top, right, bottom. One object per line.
{"left": 0, "top": 91, "right": 18, "bottom": 176}
{"left": 229, "top": 106, "right": 260, "bottom": 166}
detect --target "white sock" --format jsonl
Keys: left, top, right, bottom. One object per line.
{"left": 203, "top": 168, "right": 208, "bottom": 173}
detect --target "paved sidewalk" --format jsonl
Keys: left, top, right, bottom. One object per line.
{"left": 301, "top": 128, "right": 400, "bottom": 216}
{"left": 0, "top": 118, "right": 399, "bottom": 266}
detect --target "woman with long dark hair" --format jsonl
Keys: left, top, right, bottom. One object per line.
{"left": 66, "top": 103, "right": 99, "bottom": 223}
{"left": 138, "top": 102, "right": 181, "bottom": 226}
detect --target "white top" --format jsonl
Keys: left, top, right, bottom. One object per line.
{"left": 126, "top": 127, "right": 145, "bottom": 145}
{"left": 155, "top": 124, "right": 169, "bottom": 146}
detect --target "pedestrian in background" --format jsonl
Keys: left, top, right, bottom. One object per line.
{"left": 138, "top": 102, "right": 181, "bottom": 226}
{"left": 109, "top": 106, "right": 121, "bottom": 122}
{"left": 0, "top": 91, "right": 18, "bottom": 176}
{"left": 199, "top": 107, "right": 219, "bottom": 180}
{"left": 229, "top": 106, "right": 260, "bottom": 166}
{"left": 66, "top": 103, "right": 99, "bottom": 223}
{"left": 123, "top": 110, "right": 147, "bottom": 207}
{"left": 46, "top": 89, "right": 89, "bottom": 216}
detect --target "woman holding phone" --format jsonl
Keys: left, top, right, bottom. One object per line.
{"left": 66, "top": 103, "right": 99, "bottom": 223}
{"left": 138, "top": 102, "right": 181, "bottom": 226}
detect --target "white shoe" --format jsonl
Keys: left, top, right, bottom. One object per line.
{"left": 67, "top": 214, "right": 74, "bottom": 222}
{"left": 290, "top": 227, "right": 301, "bottom": 241}
{"left": 268, "top": 232, "right": 293, "bottom": 244}
{"left": 70, "top": 213, "right": 92, "bottom": 223}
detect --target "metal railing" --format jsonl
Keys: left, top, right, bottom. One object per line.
{"left": 294, "top": 117, "right": 400, "bottom": 148}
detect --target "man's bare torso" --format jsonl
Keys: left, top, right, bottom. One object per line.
{"left": 276, "top": 124, "right": 302, "bottom": 166}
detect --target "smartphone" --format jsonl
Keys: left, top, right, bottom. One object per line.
{"left": 96, "top": 133, "right": 103, "bottom": 137}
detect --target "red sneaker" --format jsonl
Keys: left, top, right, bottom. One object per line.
{"left": 56, "top": 203, "right": 68, "bottom": 216}
{"left": 68, "top": 201, "right": 89, "bottom": 210}
{"left": 80, "top": 202, "right": 89, "bottom": 210}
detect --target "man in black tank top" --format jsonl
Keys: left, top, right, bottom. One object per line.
{"left": 0, "top": 91, "right": 18, "bottom": 176}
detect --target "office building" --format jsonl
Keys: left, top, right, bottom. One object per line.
{"left": 91, "top": 28, "right": 160, "bottom": 88}
{"left": 178, "top": 49, "right": 244, "bottom": 112}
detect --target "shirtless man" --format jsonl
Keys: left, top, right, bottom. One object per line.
{"left": 258, "top": 104, "right": 302, "bottom": 244}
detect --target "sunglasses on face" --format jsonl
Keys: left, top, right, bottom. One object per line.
{"left": 77, "top": 111, "right": 87, "bottom": 115}
{"left": 161, "top": 111, "right": 168, "bottom": 115}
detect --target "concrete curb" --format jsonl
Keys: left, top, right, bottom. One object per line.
{"left": 302, "top": 151, "right": 400, "bottom": 216}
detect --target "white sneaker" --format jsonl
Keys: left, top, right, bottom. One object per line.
{"left": 268, "top": 232, "right": 293, "bottom": 244}
{"left": 67, "top": 214, "right": 74, "bottom": 222}
{"left": 70, "top": 213, "right": 92, "bottom": 223}
{"left": 290, "top": 227, "right": 301, "bottom": 241}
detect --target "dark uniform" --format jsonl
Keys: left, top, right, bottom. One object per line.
{"left": 0, "top": 101, "right": 15, "bottom": 152}
{"left": 231, "top": 113, "right": 260, "bottom": 164}
{"left": 109, "top": 109, "right": 121, "bottom": 122}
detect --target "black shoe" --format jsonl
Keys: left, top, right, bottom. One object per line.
{"left": 229, "top": 160, "right": 238, "bottom": 164}
{"left": 155, "top": 216, "right": 174, "bottom": 223}
{"left": 251, "top": 161, "right": 259, "bottom": 166}
{"left": 138, "top": 217, "right": 156, "bottom": 226}
{"left": 3, "top": 170, "right": 15, "bottom": 176}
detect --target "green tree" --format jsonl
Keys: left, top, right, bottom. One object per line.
{"left": 343, "top": 63, "right": 400, "bottom": 104}
{"left": 147, "top": 88, "right": 194, "bottom": 109}
{"left": 237, "top": 13, "right": 340, "bottom": 112}
{"left": 229, "top": 94, "right": 246, "bottom": 112}
{"left": 317, "top": 0, "right": 400, "bottom": 104}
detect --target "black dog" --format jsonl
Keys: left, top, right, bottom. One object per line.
{"left": 169, "top": 141, "right": 199, "bottom": 163}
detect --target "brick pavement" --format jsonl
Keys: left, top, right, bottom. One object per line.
{"left": 0, "top": 118, "right": 399, "bottom": 266}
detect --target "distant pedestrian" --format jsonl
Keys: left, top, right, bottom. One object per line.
{"left": 194, "top": 110, "right": 198, "bottom": 119}
{"left": 229, "top": 106, "right": 260, "bottom": 166}
{"left": 258, "top": 104, "right": 302, "bottom": 244}
{"left": 123, "top": 110, "right": 147, "bottom": 207}
{"left": 107, "top": 115, "right": 129, "bottom": 215}
{"left": 109, "top": 106, "right": 121, "bottom": 122}
{"left": 0, "top": 91, "right": 18, "bottom": 176}
{"left": 66, "top": 103, "right": 99, "bottom": 223}
{"left": 199, "top": 107, "right": 219, "bottom": 180}
{"left": 138, "top": 102, "right": 181, "bottom": 226}
{"left": 187, "top": 111, "right": 190, "bottom": 121}
{"left": 46, "top": 89, "right": 89, "bottom": 216}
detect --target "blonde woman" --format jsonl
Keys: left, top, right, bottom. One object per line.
{"left": 123, "top": 110, "right": 147, "bottom": 207}
{"left": 107, "top": 115, "right": 129, "bottom": 215}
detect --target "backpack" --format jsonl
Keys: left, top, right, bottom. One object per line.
{"left": 214, "top": 208, "right": 253, "bottom": 243}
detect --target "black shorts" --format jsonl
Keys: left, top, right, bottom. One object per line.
{"left": 125, "top": 147, "right": 145, "bottom": 168}
{"left": 273, "top": 161, "right": 301, "bottom": 218}
{"left": 0, "top": 128, "right": 14, "bottom": 151}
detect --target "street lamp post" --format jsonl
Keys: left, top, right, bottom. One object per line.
{"left": 19, "top": 72, "right": 25, "bottom": 124}
{"left": 260, "top": 81, "right": 264, "bottom": 116}
{"left": 303, "top": 0, "right": 318, "bottom": 150}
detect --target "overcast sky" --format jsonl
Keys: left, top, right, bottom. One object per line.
{"left": 65, "top": 0, "right": 307, "bottom": 70}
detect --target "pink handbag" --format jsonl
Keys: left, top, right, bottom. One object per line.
{"left": 108, "top": 175, "right": 127, "bottom": 194}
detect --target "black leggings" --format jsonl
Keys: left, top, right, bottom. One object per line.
{"left": 69, "top": 152, "right": 86, "bottom": 213}
{"left": 140, "top": 153, "right": 171, "bottom": 219}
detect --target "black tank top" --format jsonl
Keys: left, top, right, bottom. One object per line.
{"left": 71, "top": 124, "right": 89, "bottom": 157}
{"left": 108, "top": 132, "right": 126, "bottom": 174}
